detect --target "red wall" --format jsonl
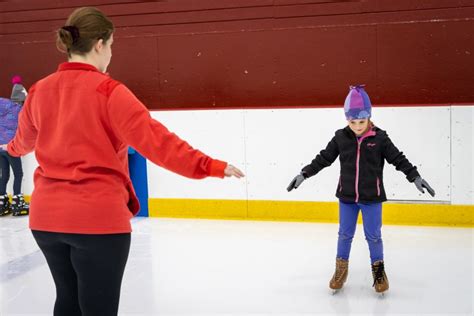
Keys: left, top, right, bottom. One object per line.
{"left": 1, "top": 0, "right": 473, "bottom": 109}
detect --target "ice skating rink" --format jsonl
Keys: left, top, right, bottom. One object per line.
{"left": 0, "top": 216, "right": 472, "bottom": 316}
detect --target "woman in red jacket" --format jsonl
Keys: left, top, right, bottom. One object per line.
{"left": 1, "top": 7, "right": 243, "bottom": 316}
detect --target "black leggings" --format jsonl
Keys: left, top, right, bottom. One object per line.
{"left": 0, "top": 151, "right": 23, "bottom": 195}
{"left": 32, "top": 230, "right": 131, "bottom": 316}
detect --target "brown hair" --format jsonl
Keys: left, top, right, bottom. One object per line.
{"left": 57, "top": 7, "right": 114, "bottom": 57}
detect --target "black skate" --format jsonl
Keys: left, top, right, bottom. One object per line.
{"left": 0, "top": 194, "right": 12, "bottom": 216}
{"left": 11, "top": 194, "right": 29, "bottom": 216}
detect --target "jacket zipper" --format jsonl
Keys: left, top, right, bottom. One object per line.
{"left": 354, "top": 129, "right": 376, "bottom": 203}
{"left": 339, "top": 176, "right": 342, "bottom": 192}
{"left": 376, "top": 176, "right": 380, "bottom": 196}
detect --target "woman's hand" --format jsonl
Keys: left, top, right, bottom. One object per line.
{"left": 0, "top": 144, "right": 7, "bottom": 151}
{"left": 224, "top": 164, "right": 245, "bottom": 178}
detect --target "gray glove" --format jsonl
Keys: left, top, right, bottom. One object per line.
{"left": 287, "top": 173, "right": 306, "bottom": 192}
{"left": 414, "top": 176, "right": 435, "bottom": 197}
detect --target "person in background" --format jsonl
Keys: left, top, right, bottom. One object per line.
{"left": 0, "top": 76, "right": 30, "bottom": 216}
{"left": 287, "top": 85, "right": 435, "bottom": 294}
{"left": 1, "top": 7, "right": 244, "bottom": 316}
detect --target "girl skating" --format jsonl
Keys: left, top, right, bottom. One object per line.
{"left": 287, "top": 85, "right": 435, "bottom": 295}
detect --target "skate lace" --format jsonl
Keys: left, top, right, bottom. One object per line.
{"left": 372, "top": 262, "right": 385, "bottom": 286}
{"left": 335, "top": 263, "right": 346, "bottom": 280}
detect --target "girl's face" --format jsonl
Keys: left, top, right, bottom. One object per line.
{"left": 348, "top": 119, "right": 369, "bottom": 136}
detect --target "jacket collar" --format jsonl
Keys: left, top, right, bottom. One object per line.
{"left": 344, "top": 125, "right": 377, "bottom": 138}
{"left": 57, "top": 62, "right": 101, "bottom": 73}
{"left": 361, "top": 128, "right": 376, "bottom": 138}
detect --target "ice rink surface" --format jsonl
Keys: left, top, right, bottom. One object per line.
{"left": 1, "top": 216, "right": 472, "bottom": 315}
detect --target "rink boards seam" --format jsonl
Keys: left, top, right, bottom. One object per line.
{"left": 148, "top": 199, "right": 474, "bottom": 227}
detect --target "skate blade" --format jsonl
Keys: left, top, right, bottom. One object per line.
{"left": 331, "top": 288, "right": 343, "bottom": 295}
{"left": 376, "top": 291, "right": 387, "bottom": 298}
{"left": 12, "top": 210, "right": 29, "bottom": 216}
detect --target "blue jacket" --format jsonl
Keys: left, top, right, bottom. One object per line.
{"left": 0, "top": 97, "right": 22, "bottom": 145}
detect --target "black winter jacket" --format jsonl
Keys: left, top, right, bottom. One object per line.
{"left": 302, "top": 126, "right": 420, "bottom": 203}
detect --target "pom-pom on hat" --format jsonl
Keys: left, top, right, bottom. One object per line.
{"left": 344, "top": 84, "right": 372, "bottom": 120}
{"left": 11, "top": 75, "right": 22, "bottom": 85}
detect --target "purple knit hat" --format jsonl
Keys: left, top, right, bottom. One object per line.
{"left": 344, "top": 84, "right": 372, "bottom": 120}
{"left": 11, "top": 75, "right": 22, "bottom": 85}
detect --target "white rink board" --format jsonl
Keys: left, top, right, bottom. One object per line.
{"left": 147, "top": 110, "right": 247, "bottom": 200}
{"left": 11, "top": 105, "right": 472, "bottom": 205}
{"left": 244, "top": 108, "right": 343, "bottom": 202}
{"left": 451, "top": 106, "right": 473, "bottom": 205}
{"left": 148, "top": 107, "right": 452, "bottom": 202}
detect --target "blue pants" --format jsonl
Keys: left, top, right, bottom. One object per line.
{"left": 337, "top": 200, "right": 383, "bottom": 263}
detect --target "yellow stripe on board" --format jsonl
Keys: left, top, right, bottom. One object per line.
{"left": 149, "top": 198, "right": 474, "bottom": 227}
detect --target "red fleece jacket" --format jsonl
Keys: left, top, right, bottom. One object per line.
{"left": 8, "top": 62, "right": 227, "bottom": 234}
